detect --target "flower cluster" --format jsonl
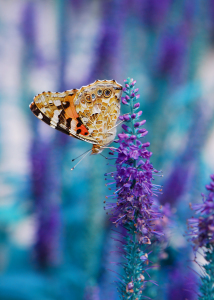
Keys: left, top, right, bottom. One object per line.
{"left": 104, "top": 78, "right": 163, "bottom": 298}
{"left": 187, "top": 174, "right": 214, "bottom": 251}
{"left": 105, "top": 78, "right": 163, "bottom": 245}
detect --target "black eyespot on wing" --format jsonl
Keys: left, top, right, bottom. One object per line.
{"left": 77, "top": 129, "right": 81, "bottom": 134}
{"left": 77, "top": 122, "right": 82, "bottom": 128}
{"left": 97, "top": 89, "right": 103, "bottom": 96}
{"left": 104, "top": 89, "right": 112, "bottom": 98}
{"left": 84, "top": 132, "right": 88, "bottom": 135}
{"left": 85, "top": 94, "right": 92, "bottom": 103}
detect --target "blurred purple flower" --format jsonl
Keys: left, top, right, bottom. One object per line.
{"left": 131, "top": 0, "right": 171, "bottom": 28}
{"left": 187, "top": 174, "right": 214, "bottom": 251}
{"left": 32, "top": 139, "right": 61, "bottom": 268}
{"left": 156, "top": 28, "right": 187, "bottom": 79}
{"left": 84, "top": 284, "right": 100, "bottom": 300}
{"left": 167, "top": 267, "right": 196, "bottom": 300}
{"left": 153, "top": 202, "right": 173, "bottom": 246}
{"left": 21, "top": 2, "right": 36, "bottom": 45}
{"left": 89, "top": 0, "right": 125, "bottom": 80}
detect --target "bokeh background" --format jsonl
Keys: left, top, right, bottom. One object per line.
{"left": 0, "top": 0, "right": 214, "bottom": 299}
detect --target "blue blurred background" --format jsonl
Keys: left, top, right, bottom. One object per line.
{"left": 0, "top": 1, "right": 214, "bottom": 299}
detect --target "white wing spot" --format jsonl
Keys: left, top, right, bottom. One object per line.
{"left": 54, "top": 100, "right": 61, "bottom": 106}
{"left": 41, "top": 107, "right": 46, "bottom": 113}
{"left": 54, "top": 109, "right": 62, "bottom": 116}
{"left": 38, "top": 113, "right": 43, "bottom": 119}
{"left": 51, "top": 109, "right": 62, "bottom": 124}
{"left": 49, "top": 100, "right": 53, "bottom": 104}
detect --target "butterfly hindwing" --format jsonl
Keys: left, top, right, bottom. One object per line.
{"left": 74, "top": 80, "right": 122, "bottom": 146}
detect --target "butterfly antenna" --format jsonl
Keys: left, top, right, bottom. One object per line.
{"left": 71, "top": 149, "right": 91, "bottom": 162}
{"left": 71, "top": 150, "right": 91, "bottom": 171}
{"left": 100, "top": 153, "right": 108, "bottom": 159}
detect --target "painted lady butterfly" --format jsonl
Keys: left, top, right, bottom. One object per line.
{"left": 30, "top": 80, "right": 122, "bottom": 154}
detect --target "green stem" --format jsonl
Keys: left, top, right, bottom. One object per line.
{"left": 199, "top": 245, "right": 214, "bottom": 300}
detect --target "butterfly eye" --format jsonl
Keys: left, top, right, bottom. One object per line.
{"left": 85, "top": 95, "right": 91, "bottom": 103}
{"left": 104, "top": 89, "right": 112, "bottom": 98}
{"left": 91, "top": 93, "right": 96, "bottom": 100}
{"left": 97, "top": 89, "right": 103, "bottom": 96}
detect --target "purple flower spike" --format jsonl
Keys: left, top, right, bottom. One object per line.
{"left": 188, "top": 174, "right": 214, "bottom": 250}
{"left": 136, "top": 94, "right": 140, "bottom": 99}
{"left": 134, "top": 88, "right": 139, "bottom": 93}
{"left": 125, "top": 95, "right": 130, "bottom": 100}
{"left": 119, "top": 115, "right": 124, "bottom": 121}
{"left": 105, "top": 78, "right": 163, "bottom": 299}
{"left": 187, "top": 174, "right": 214, "bottom": 298}
{"left": 131, "top": 92, "right": 135, "bottom": 98}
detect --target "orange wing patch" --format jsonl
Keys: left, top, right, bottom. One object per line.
{"left": 62, "top": 95, "right": 89, "bottom": 136}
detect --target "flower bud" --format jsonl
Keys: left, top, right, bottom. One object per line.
{"left": 139, "top": 120, "right": 146, "bottom": 126}
{"left": 124, "top": 114, "right": 131, "bottom": 121}
{"left": 122, "top": 124, "right": 132, "bottom": 133}
{"left": 134, "top": 122, "right": 140, "bottom": 128}
{"left": 134, "top": 103, "right": 140, "bottom": 109}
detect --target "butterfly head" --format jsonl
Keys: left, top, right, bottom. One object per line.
{"left": 91, "top": 144, "right": 104, "bottom": 155}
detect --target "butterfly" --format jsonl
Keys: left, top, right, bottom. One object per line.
{"left": 29, "top": 80, "right": 122, "bottom": 154}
